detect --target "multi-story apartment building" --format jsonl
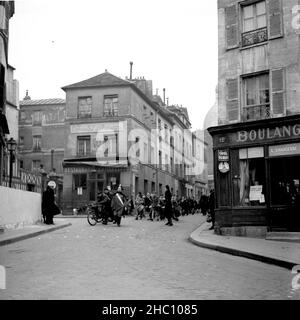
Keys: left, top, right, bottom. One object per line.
{"left": 0, "top": 1, "right": 14, "bottom": 185}
{"left": 18, "top": 95, "right": 66, "bottom": 175}
{"left": 209, "top": 0, "right": 300, "bottom": 236}
{"left": 61, "top": 71, "right": 200, "bottom": 211}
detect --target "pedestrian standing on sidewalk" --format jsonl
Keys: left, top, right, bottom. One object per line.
{"left": 42, "top": 185, "right": 60, "bottom": 225}
{"left": 208, "top": 189, "right": 215, "bottom": 230}
{"left": 111, "top": 185, "right": 126, "bottom": 227}
{"left": 164, "top": 185, "right": 173, "bottom": 226}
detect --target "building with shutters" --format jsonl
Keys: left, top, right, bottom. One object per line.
{"left": 208, "top": 0, "right": 300, "bottom": 236}
{"left": 61, "top": 71, "right": 200, "bottom": 212}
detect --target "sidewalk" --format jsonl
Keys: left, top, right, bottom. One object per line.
{"left": 0, "top": 219, "right": 72, "bottom": 246}
{"left": 189, "top": 222, "right": 300, "bottom": 270}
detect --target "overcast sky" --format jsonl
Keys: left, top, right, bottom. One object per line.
{"left": 9, "top": 0, "right": 218, "bottom": 130}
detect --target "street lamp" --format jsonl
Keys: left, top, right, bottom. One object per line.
{"left": 7, "top": 137, "right": 17, "bottom": 188}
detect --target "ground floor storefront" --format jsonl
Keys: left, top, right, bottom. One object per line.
{"left": 62, "top": 160, "right": 186, "bottom": 213}
{"left": 208, "top": 115, "right": 300, "bottom": 236}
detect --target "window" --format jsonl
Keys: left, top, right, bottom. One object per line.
{"left": 135, "top": 137, "right": 140, "bottom": 158}
{"left": 32, "top": 160, "right": 41, "bottom": 171}
{"left": 243, "top": 73, "right": 270, "bottom": 121}
{"left": 33, "top": 135, "right": 42, "bottom": 151}
{"left": 73, "top": 174, "right": 87, "bottom": 190}
{"left": 78, "top": 97, "right": 92, "bottom": 118}
{"left": 159, "top": 151, "right": 162, "bottom": 169}
{"left": 270, "top": 157, "right": 300, "bottom": 206}
{"left": 143, "top": 142, "right": 148, "bottom": 163}
{"left": 104, "top": 95, "right": 118, "bottom": 117}
{"left": 33, "top": 111, "right": 42, "bottom": 126}
{"left": 158, "top": 119, "right": 161, "bottom": 130}
{"left": 242, "top": 1, "right": 267, "bottom": 47}
{"left": 103, "top": 134, "right": 118, "bottom": 158}
{"left": 234, "top": 147, "right": 266, "bottom": 207}
{"left": 77, "top": 136, "right": 91, "bottom": 156}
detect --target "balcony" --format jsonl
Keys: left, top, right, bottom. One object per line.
{"left": 242, "top": 104, "right": 270, "bottom": 122}
{"left": 242, "top": 27, "right": 267, "bottom": 47}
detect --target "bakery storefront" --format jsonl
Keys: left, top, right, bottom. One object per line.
{"left": 208, "top": 115, "right": 300, "bottom": 236}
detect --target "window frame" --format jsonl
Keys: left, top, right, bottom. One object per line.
{"left": 77, "top": 135, "right": 91, "bottom": 157}
{"left": 78, "top": 96, "right": 92, "bottom": 119}
{"left": 103, "top": 95, "right": 119, "bottom": 117}
{"left": 242, "top": 71, "right": 270, "bottom": 121}
{"left": 32, "top": 135, "right": 42, "bottom": 151}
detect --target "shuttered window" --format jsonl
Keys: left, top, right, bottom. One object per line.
{"left": 268, "top": 0, "right": 283, "bottom": 39}
{"left": 271, "top": 68, "right": 285, "bottom": 115}
{"left": 225, "top": 4, "right": 239, "bottom": 49}
{"left": 226, "top": 78, "right": 239, "bottom": 122}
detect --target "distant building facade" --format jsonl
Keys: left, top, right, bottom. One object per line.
{"left": 19, "top": 97, "right": 66, "bottom": 175}
{"left": 61, "top": 71, "right": 203, "bottom": 212}
{"left": 209, "top": 0, "right": 300, "bottom": 236}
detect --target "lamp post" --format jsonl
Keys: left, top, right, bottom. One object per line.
{"left": 6, "top": 137, "right": 17, "bottom": 188}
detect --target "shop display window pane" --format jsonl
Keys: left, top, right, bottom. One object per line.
{"left": 235, "top": 147, "right": 266, "bottom": 207}
{"left": 270, "top": 157, "right": 300, "bottom": 206}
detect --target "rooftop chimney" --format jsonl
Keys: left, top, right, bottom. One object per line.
{"left": 163, "top": 88, "right": 166, "bottom": 105}
{"left": 130, "top": 61, "right": 133, "bottom": 80}
{"left": 23, "top": 90, "right": 31, "bottom": 101}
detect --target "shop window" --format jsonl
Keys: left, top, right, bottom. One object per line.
{"left": 234, "top": 147, "right": 266, "bottom": 207}
{"left": 73, "top": 174, "right": 87, "bottom": 190}
{"left": 270, "top": 157, "right": 300, "bottom": 206}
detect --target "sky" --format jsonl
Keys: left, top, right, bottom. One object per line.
{"left": 9, "top": 0, "right": 218, "bottom": 130}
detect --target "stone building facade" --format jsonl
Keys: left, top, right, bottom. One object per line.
{"left": 209, "top": 0, "right": 300, "bottom": 236}
{"left": 61, "top": 71, "right": 201, "bottom": 212}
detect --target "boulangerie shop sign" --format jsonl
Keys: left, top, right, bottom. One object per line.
{"left": 237, "top": 124, "right": 300, "bottom": 143}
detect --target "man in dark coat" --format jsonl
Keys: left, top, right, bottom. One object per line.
{"left": 97, "top": 188, "right": 111, "bottom": 225}
{"left": 42, "top": 185, "right": 60, "bottom": 224}
{"left": 208, "top": 189, "right": 215, "bottom": 230}
{"left": 164, "top": 185, "right": 173, "bottom": 226}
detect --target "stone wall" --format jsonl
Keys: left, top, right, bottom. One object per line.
{"left": 0, "top": 186, "right": 41, "bottom": 230}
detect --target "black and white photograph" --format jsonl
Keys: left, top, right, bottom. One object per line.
{"left": 0, "top": 0, "right": 300, "bottom": 306}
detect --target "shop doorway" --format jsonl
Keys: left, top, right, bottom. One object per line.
{"left": 269, "top": 156, "right": 300, "bottom": 231}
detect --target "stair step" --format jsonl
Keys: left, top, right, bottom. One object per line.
{"left": 266, "top": 232, "right": 300, "bottom": 242}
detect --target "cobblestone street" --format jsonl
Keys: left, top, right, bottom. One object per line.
{"left": 0, "top": 215, "right": 299, "bottom": 300}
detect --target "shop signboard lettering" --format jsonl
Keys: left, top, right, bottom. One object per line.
{"left": 269, "top": 143, "right": 300, "bottom": 157}
{"left": 236, "top": 124, "right": 300, "bottom": 143}
{"left": 218, "top": 150, "right": 229, "bottom": 162}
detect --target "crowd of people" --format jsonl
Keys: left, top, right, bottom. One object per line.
{"left": 42, "top": 182, "right": 216, "bottom": 229}
{"left": 96, "top": 184, "right": 216, "bottom": 228}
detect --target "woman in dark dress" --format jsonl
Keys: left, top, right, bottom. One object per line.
{"left": 42, "top": 186, "right": 60, "bottom": 224}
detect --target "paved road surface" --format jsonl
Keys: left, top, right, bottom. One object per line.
{"left": 0, "top": 215, "right": 299, "bottom": 299}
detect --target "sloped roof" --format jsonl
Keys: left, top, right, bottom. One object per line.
{"left": 62, "top": 72, "right": 131, "bottom": 90}
{"left": 20, "top": 99, "right": 65, "bottom": 106}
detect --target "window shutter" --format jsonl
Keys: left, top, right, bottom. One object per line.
{"left": 225, "top": 4, "right": 239, "bottom": 49}
{"left": 268, "top": 0, "right": 283, "bottom": 39}
{"left": 226, "top": 78, "right": 239, "bottom": 122}
{"left": 271, "top": 68, "right": 285, "bottom": 115}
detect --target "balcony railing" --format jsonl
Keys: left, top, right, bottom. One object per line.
{"left": 242, "top": 27, "right": 268, "bottom": 47}
{"left": 242, "top": 104, "right": 270, "bottom": 121}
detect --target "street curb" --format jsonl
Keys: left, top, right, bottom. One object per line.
{"left": 0, "top": 222, "right": 72, "bottom": 246}
{"left": 188, "top": 226, "right": 298, "bottom": 270}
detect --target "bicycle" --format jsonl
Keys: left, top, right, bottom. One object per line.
{"left": 87, "top": 202, "right": 105, "bottom": 226}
